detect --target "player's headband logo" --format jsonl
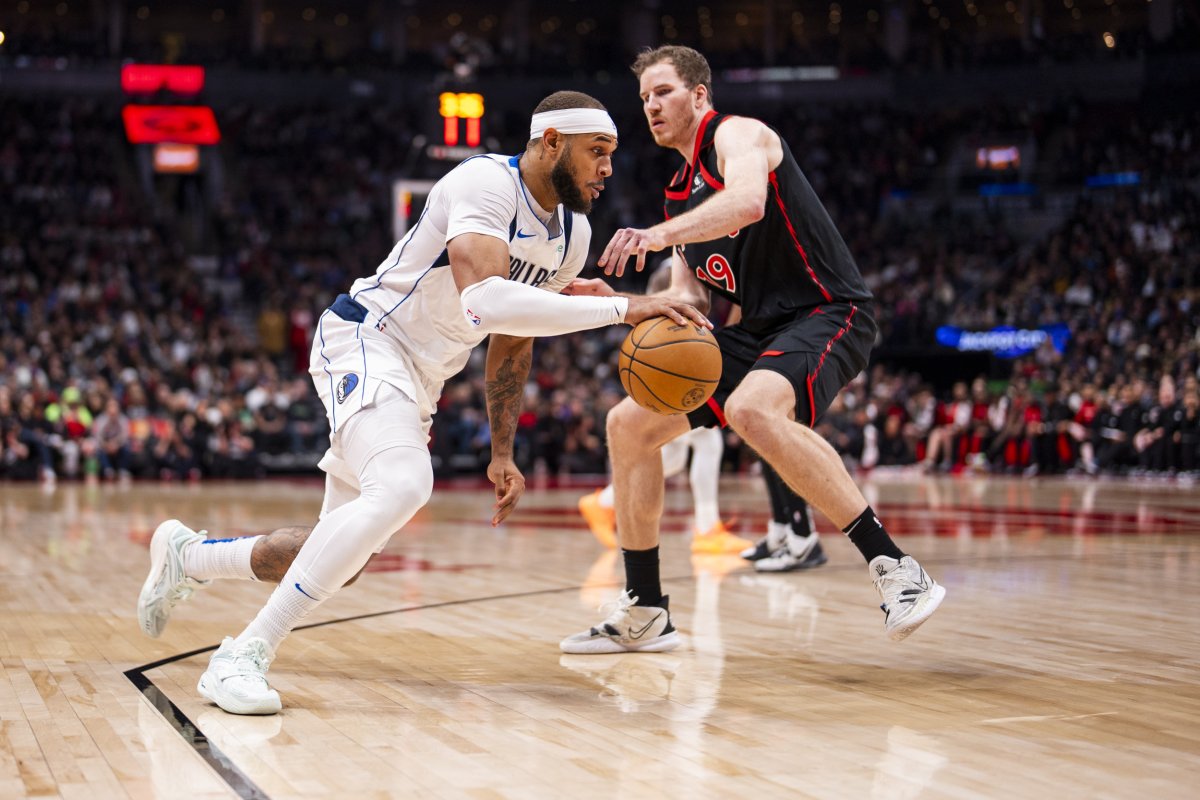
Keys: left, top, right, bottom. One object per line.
{"left": 529, "top": 109, "right": 618, "bottom": 140}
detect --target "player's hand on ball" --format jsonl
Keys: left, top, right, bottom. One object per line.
{"left": 598, "top": 227, "right": 668, "bottom": 277}
{"left": 625, "top": 296, "right": 712, "bottom": 329}
{"left": 562, "top": 278, "right": 615, "bottom": 296}
{"left": 487, "top": 458, "right": 526, "bottom": 526}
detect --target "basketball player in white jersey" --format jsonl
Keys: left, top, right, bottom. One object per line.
{"left": 136, "top": 92, "right": 710, "bottom": 715}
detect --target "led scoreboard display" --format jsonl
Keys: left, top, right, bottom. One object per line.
{"left": 120, "top": 64, "right": 218, "bottom": 175}
{"left": 411, "top": 92, "right": 485, "bottom": 220}
{"left": 438, "top": 92, "right": 484, "bottom": 148}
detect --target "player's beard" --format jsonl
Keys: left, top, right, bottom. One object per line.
{"left": 551, "top": 147, "right": 592, "bottom": 215}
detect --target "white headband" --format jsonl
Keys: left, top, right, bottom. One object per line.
{"left": 529, "top": 108, "right": 618, "bottom": 140}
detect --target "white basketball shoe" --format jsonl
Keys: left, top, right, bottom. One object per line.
{"left": 560, "top": 592, "right": 680, "bottom": 654}
{"left": 137, "top": 519, "right": 209, "bottom": 638}
{"left": 198, "top": 637, "right": 282, "bottom": 715}
{"left": 870, "top": 556, "right": 946, "bottom": 641}
{"left": 739, "top": 534, "right": 781, "bottom": 562}
{"left": 755, "top": 533, "right": 829, "bottom": 573}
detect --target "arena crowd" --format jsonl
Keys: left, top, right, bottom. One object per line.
{"left": 1, "top": 91, "right": 1196, "bottom": 483}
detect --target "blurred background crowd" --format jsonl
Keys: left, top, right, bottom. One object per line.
{"left": 1, "top": 0, "right": 1197, "bottom": 483}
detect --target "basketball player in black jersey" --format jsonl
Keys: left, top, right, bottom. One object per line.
{"left": 560, "top": 46, "right": 944, "bottom": 654}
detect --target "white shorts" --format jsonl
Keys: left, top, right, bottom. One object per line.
{"left": 309, "top": 309, "right": 435, "bottom": 435}
{"left": 316, "top": 381, "right": 430, "bottom": 489}
{"left": 310, "top": 309, "right": 435, "bottom": 493}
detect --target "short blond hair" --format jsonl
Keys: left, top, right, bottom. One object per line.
{"left": 631, "top": 46, "right": 713, "bottom": 103}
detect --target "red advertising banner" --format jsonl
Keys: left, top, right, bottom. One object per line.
{"left": 121, "top": 64, "right": 205, "bottom": 95}
{"left": 122, "top": 105, "right": 221, "bottom": 145}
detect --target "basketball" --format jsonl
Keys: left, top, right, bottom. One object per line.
{"left": 618, "top": 317, "right": 722, "bottom": 415}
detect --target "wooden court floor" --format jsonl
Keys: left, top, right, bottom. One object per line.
{"left": 1, "top": 472, "right": 1198, "bottom": 799}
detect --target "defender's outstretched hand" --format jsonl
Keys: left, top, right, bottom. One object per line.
{"left": 598, "top": 227, "right": 668, "bottom": 277}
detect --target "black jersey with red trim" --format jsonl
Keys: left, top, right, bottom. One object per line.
{"left": 664, "top": 110, "right": 872, "bottom": 333}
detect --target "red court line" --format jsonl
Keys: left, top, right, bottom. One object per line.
{"left": 460, "top": 501, "right": 1199, "bottom": 538}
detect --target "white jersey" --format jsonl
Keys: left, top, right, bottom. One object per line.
{"left": 312, "top": 154, "right": 591, "bottom": 431}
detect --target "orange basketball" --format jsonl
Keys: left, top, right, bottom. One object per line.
{"left": 618, "top": 317, "right": 722, "bottom": 415}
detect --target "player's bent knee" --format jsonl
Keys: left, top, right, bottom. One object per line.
{"left": 607, "top": 398, "right": 653, "bottom": 442}
{"left": 360, "top": 446, "right": 435, "bottom": 534}
{"left": 381, "top": 466, "right": 434, "bottom": 524}
{"left": 607, "top": 397, "right": 691, "bottom": 453}
{"left": 726, "top": 372, "right": 797, "bottom": 439}
{"left": 725, "top": 394, "right": 781, "bottom": 441}
{"left": 384, "top": 452, "right": 434, "bottom": 508}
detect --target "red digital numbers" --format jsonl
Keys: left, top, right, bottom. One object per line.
{"left": 696, "top": 254, "right": 737, "bottom": 293}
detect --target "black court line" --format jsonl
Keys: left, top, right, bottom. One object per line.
{"left": 124, "top": 549, "right": 1181, "bottom": 800}
{"left": 125, "top": 579, "right": 671, "bottom": 800}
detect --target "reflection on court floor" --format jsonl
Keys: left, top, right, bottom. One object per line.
{"left": 0, "top": 473, "right": 1197, "bottom": 799}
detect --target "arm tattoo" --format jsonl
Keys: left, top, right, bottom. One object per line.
{"left": 486, "top": 346, "right": 532, "bottom": 459}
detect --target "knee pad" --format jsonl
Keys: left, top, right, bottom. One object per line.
{"left": 359, "top": 445, "right": 434, "bottom": 535}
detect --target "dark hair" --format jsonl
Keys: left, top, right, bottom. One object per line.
{"left": 630, "top": 45, "right": 713, "bottom": 103}
{"left": 533, "top": 90, "right": 607, "bottom": 115}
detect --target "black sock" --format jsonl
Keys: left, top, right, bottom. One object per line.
{"left": 789, "top": 497, "right": 814, "bottom": 538}
{"left": 622, "top": 547, "right": 663, "bottom": 607}
{"left": 842, "top": 506, "right": 905, "bottom": 563}
{"left": 764, "top": 464, "right": 814, "bottom": 537}
{"left": 762, "top": 464, "right": 791, "bottom": 525}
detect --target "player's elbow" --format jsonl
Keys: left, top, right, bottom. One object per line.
{"left": 724, "top": 183, "right": 766, "bottom": 228}
{"left": 740, "top": 192, "right": 767, "bottom": 225}
{"left": 459, "top": 277, "right": 508, "bottom": 334}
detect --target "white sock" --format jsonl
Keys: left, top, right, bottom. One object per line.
{"left": 237, "top": 570, "right": 332, "bottom": 652}
{"left": 694, "top": 500, "right": 720, "bottom": 534}
{"left": 661, "top": 436, "right": 689, "bottom": 479}
{"left": 235, "top": 442, "right": 434, "bottom": 654}
{"left": 598, "top": 484, "right": 615, "bottom": 507}
{"left": 862, "top": 424, "right": 879, "bottom": 469}
{"left": 184, "top": 535, "right": 261, "bottom": 581}
{"left": 688, "top": 427, "right": 723, "bottom": 532}
{"left": 787, "top": 530, "right": 818, "bottom": 556}
{"left": 767, "top": 521, "right": 789, "bottom": 550}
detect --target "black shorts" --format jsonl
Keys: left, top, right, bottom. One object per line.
{"left": 686, "top": 302, "right": 877, "bottom": 430}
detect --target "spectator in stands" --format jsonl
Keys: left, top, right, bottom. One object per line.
{"left": 1067, "top": 383, "right": 1101, "bottom": 474}
{"left": 1137, "top": 376, "right": 1180, "bottom": 474}
{"left": 93, "top": 397, "right": 131, "bottom": 481}
{"left": 1032, "top": 385, "right": 1074, "bottom": 476}
{"left": 921, "top": 381, "right": 970, "bottom": 473}
{"left": 44, "top": 386, "right": 94, "bottom": 480}
{"left": 1176, "top": 389, "right": 1199, "bottom": 474}
{"left": 1096, "top": 383, "right": 1144, "bottom": 473}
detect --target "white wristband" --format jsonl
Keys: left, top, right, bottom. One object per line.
{"left": 460, "top": 276, "right": 628, "bottom": 337}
